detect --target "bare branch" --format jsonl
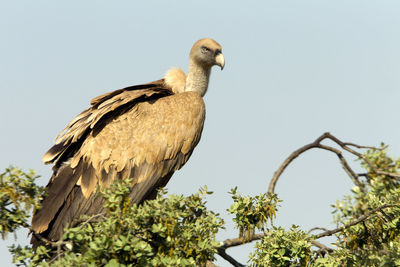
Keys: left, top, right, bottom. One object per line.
{"left": 325, "top": 134, "right": 400, "bottom": 180}
{"left": 307, "top": 227, "right": 330, "bottom": 235}
{"left": 342, "top": 142, "right": 382, "bottom": 150}
{"left": 318, "top": 144, "right": 363, "bottom": 190}
{"left": 314, "top": 204, "right": 399, "bottom": 239}
{"left": 268, "top": 132, "right": 366, "bottom": 194}
{"left": 216, "top": 233, "right": 266, "bottom": 266}
{"left": 217, "top": 247, "right": 245, "bottom": 267}
{"left": 268, "top": 132, "right": 400, "bottom": 195}
{"left": 221, "top": 233, "right": 265, "bottom": 249}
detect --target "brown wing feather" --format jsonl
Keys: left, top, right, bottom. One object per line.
{"left": 31, "top": 84, "right": 205, "bottom": 247}
{"left": 42, "top": 80, "right": 171, "bottom": 166}
{"left": 90, "top": 80, "right": 164, "bottom": 106}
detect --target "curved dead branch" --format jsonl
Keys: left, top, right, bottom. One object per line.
{"left": 268, "top": 132, "right": 399, "bottom": 194}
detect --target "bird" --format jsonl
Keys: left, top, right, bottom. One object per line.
{"left": 30, "top": 38, "right": 224, "bottom": 247}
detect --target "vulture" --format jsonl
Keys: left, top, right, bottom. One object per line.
{"left": 31, "top": 38, "right": 224, "bottom": 247}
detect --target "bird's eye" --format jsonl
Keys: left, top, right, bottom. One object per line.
{"left": 201, "top": 46, "right": 210, "bottom": 54}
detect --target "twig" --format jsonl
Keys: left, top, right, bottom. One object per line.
{"left": 314, "top": 204, "right": 399, "bottom": 239}
{"left": 319, "top": 143, "right": 363, "bottom": 190}
{"left": 307, "top": 227, "right": 329, "bottom": 235}
{"left": 342, "top": 142, "right": 381, "bottom": 150}
{"left": 221, "top": 233, "right": 265, "bottom": 249}
{"left": 217, "top": 247, "right": 245, "bottom": 267}
{"left": 217, "top": 234, "right": 265, "bottom": 266}
{"left": 326, "top": 134, "right": 400, "bottom": 179}
{"left": 220, "top": 233, "right": 335, "bottom": 254}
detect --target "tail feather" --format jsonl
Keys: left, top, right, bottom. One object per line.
{"left": 31, "top": 164, "right": 78, "bottom": 234}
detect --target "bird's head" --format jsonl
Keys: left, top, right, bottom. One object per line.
{"left": 190, "top": 38, "right": 225, "bottom": 70}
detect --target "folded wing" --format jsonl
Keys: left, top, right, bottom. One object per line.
{"left": 31, "top": 80, "right": 205, "bottom": 244}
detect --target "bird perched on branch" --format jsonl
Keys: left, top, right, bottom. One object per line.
{"left": 31, "top": 38, "right": 225, "bottom": 247}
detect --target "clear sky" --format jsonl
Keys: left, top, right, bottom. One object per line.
{"left": 1, "top": 1, "right": 400, "bottom": 266}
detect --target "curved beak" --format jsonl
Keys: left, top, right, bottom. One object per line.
{"left": 215, "top": 53, "right": 225, "bottom": 70}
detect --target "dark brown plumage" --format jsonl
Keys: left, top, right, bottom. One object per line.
{"left": 30, "top": 38, "right": 224, "bottom": 248}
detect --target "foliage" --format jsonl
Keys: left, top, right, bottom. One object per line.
{"left": 2, "top": 143, "right": 400, "bottom": 266}
{"left": 10, "top": 179, "right": 224, "bottom": 266}
{"left": 0, "top": 167, "right": 44, "bottom": 239}
{"left": 228, "top": 188, "right": 280, "bottom": 239}
{"left": 249, "top": 225, "right": 312, "bottom": 267}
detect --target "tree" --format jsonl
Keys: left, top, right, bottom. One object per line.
{"left": 1, "top": 133, "right": 400, "bottom": 266}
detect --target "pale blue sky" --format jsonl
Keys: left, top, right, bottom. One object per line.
{"left": 1, "top": 1, "right": 400, "bottom": 266}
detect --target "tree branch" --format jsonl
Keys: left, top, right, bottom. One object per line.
{"left": 307, "top": 227, "right": 329, "bottom": 235}
{"left": 216, "top": 234, "right": 266, "bottom": 266}
{"left": 326, "top": 134, "right": 400, "bottom": 180}
{"left": 268, "top": 132, "right": 367, "bottom": 194}
{"left": 341, "top": 142, "right": 381, "bottom": 150}
{"left": 220, "top": 233, "right": 265, "bottom": 249}
{"left": 217, "top": 247, "right": 245, "bottom": 267}
{"left": 314, "top": 204, "right": 399, "bottom": 239}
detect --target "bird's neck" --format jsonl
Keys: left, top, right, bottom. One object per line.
{"left": 185, "top": 60, "right": 211, "bottom": 97}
